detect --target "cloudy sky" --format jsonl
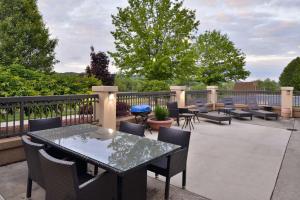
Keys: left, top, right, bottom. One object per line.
{"left": 37, "top": 0, "right": 300, "bottom": 81}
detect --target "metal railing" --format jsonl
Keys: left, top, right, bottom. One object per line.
{"left": 185, "top": 90, "right": 211, "bottom": 106}
{"left": 116, "top": 91, "right": 176, "bottom": 117}
{"left": 293, "top": 91, "right": 300, "bottom": 107}
{"left": 217, "top": 90, "right": 281, "bottom": 105}
{"left": 0, "top": 94, "right": 99, "bottom": 138}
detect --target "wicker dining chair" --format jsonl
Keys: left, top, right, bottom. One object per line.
{"left": 39, "top": 149, "right": 117, "bottom": 200}
{"left": 22, "top": 136, "right": 46, "bottom": 198}
{"left": 147, "top": 127, "right": 191, "bottom": 199}
{"left": 28, "top": 117, "right": 62, "bottom": 132}
{"left": 119, "top": 121, "right": 145, "bottom": 137}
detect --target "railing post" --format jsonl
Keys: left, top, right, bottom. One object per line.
{"left": 207, "top": 86, "right": 218, "bottom": 110}
{"left": 281, "top": 87, "right": 294, "bottom": 118}
{"left": 19, "top": 102, "right": 24, "bottom": 133}
{"left": 170, "top": 86, "right": 186, "bottom": 108}
{"left": 92, "top": 86, "right": 118, "bottom": 130}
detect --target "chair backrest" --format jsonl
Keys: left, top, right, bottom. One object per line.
{"left": 222, "top": 97, "right": 234, "bottom": 108}
{"left": 247, "top": 96, "right": 260, "bottom": 110}
{"left": 158, "top": 127, "right": 191, "bottom": 149}
{"left": 21, "top": 136, "right": 45, "bottom": 187}
{"left": 29, "top": 117, "right": 62, "bottom": 132}
{"left": 119, "top": 121, "right": 145, "bottom": 137}
{"left": 167, "top": 102, "right": 179, "bottom": 117}
{"left": 195, "top": 99, "right": 208, "bottom": 113}
{"left": 39, "top": 149, "right": 79, "bottom": 200}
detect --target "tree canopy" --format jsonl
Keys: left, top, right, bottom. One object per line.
{"left": 279, "top": 57, "right": 300, "bottom": 90}
{"left": 0, "top": 0, "right": 58, "bottom": 72}
{"left": 86, "top": 46, "right": 114, "bottom": 86}
{"left": 109, "top": 0, "right": 199, "bottom": 81}
{"left": 195, "top": 30, "right": 250, "bottom": 85}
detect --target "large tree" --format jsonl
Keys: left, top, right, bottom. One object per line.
{"left": 279, "top": 57, "right": 300, "bottom": 90}
{"left": 195, "top": 30, "right": 250, "bottom": 85}
{"left": 86, "top": 46, "right": 114, "bottom": 86}
{"left": 109, "top": 0, "right": 199, "bottom": 81}
{"left": 0, "top": 0, "right": 58, "bottom": 72}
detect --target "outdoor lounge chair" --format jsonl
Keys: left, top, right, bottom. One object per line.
{"left": 39, "top": 149, "right": 117, "bottom": 200}
{"left": 218, "top": 97, "right": 235, "bottom": 114}
{"left": 119, "top": 121, "right": 145, "bottom": 137}
{"left": 148, "top": 127, "right": 191, "bottom": 200}
{"left": 195, "top": 99, "right": 208, "bottom": 113}
{"left": 246, "top": 96, "right": 278, "bottom": 120}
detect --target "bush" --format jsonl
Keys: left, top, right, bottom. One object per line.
{"left": 154, "top": 106, "right": 169, "bottom": 121}
{"left": 0, "top": 64, "right": 101, "bottom": 97}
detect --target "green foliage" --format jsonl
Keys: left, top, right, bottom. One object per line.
{"left": 0, "top": 0, "right": 58, "bottom": 72}
{"left": 195, "top": 30, "right": 250, "bottom": 85}
{"left": 279, "top": 57, "right": 300, "bottom": 90}
{"left": 138, "top": 80, "right": 169, "bottom": 92}
{"left": 218, "top": 81, "right": 235, "bottom": 90}
{"left": 0, "top": 64, "right": 100, "bottom": 97}
{"left": 154, "top": 105, "right": 169, "bottom": 121}
{"left": 256, "top": 79, "right": 279, "bottom": 91}
{"left": 115, "top": 74, "right": 169, "bottom": 92}
{"left": 110, "top": 0, "right": 199, "bottom": 82}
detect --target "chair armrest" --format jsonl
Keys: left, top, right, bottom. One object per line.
{"left": 169, "top": 148, "right": 188, "bottom": 176}
{"left": 79, "top": 172, "right": 117, "bottom": 200}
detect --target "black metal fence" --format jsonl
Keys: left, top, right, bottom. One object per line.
{"left": 293, "top": 91, "right": 300, "bottom": 107}
{"left": 217, "top": 90, "right": 281, "bottom": 105}
{"left": 185, "top": 90, "right": 210, "bottom": 106}
{"left": 0, "top": 94, "right": 99, "bottom": 138}
{"left": 116, "top": 91, "right": 176, "bottom": 117}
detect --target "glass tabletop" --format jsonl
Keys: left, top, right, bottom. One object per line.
{"left": 27, "top": 124, "right": 180, "bottom": 174}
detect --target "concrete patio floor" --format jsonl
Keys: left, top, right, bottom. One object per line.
{"left": 147, "top": 115, "right": 294, "bottom": 200}
{"left": 1, "top": 115, "right": 299, "bottom": 200}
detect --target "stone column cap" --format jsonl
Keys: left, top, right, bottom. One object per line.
{"left": 92, "top": 86, "right": 118, "bottom": 92}
{"left": 281, "top": 87, "right": 294, "bottom": 91}
{"left": 170, "top": 86, "right": 186, "bottom": 91}
{"left": 207, "top": 86, "right": 218, "bottom": 90}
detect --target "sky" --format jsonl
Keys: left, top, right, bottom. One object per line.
{"left": 37, "top": 0, "right": 300, "bottom": 81}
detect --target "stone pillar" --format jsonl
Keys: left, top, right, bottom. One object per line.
{"left": 207, "top": 86, "right": 218, "bottom": 110}
{"left": 92, "top": 86, "right": 118, "bottom": 130}
{"left": 281, "top": 87, "right": 294, "bottom": 118}
{"left": 170, "top": 86, "right": 186, "bottom": 108}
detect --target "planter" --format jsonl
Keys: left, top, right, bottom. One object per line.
{"left": 147, "top": 118, "right": 173, "bottom": 131}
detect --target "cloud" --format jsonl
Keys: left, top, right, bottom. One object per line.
{"left": 38, "top": 0, "right": 300, "bottom": 81}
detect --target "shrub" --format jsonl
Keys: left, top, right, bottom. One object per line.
{"left": 154, "top": 106, "right": 169, "bottom": 121}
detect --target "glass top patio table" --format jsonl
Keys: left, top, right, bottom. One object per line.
{"left": 27, "top": 124, "right": 180, "bottom": 175}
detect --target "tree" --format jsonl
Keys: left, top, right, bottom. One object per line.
{"left": 256, "top": 79, "right": 279, "bottom": 91}
{"left": 279, "top": 57, "right": 300, "bottom": 90}
{"left": 86, "top": 46, "right": 114, "bottom": 86}
{"left": 195, "top": 30, "right": 250, "bottom": 85}
{"left": 0, "top": 0, "right": 58, "bottom": 72}
{"left": 109, "top": 0, "right": 199, "bottom": 81}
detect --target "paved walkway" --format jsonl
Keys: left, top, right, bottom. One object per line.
{"left": 147, "top": 117, "right": 292, "bottom": 200}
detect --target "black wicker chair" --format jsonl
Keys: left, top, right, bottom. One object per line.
{"left": 21, "top": 136, "right": 45, "bottom": 198}
{"left": 195, "top": 99, "right": 208, "bottom": 113}
{"left": 167, "top": 102, "right": 180, "bottom": 126}
{"left": 28, "top": 117, "right": 89, "bottom": 175}
{"left": 119, "top": 121, "right": 145, "bottom": 137}
{"left": 147, "top": 127, "right": 191, "bottom": 199}
{"left": 39, "top": 149, "right": 117, "bottom": 200}
{"left": 28, "top": 117, "right": 62, "bottom": 132}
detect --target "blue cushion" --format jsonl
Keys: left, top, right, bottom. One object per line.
{"left": 130, "top": 104, "right": 152, "bottom": 113}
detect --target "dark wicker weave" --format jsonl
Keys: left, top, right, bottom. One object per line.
{"left": 28, "top": 117, "right": 62, "bottom": 132}
{"left": 148, "top": 127, "right": 191, "bottom": 199}
{"left": 246, "top": 96, "right": 278, "bottom": 120}
{"left": 119, "top": 121, "right": 145, "bottom": 137}
{"left": 167, "top": 102, "right": 185, "bottom": 126}
{"left": 39, "top": 149, "right": 117, "bottom": 200}
{"left": 21, "top": 136, "right": 45, "bottom": 198}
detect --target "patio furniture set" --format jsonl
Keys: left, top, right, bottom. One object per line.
{"left": 23, "top": 117, "right": 191, "bottom": 200}
{"left": 167, "top": 96, "right": 278, "bottom": 130}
